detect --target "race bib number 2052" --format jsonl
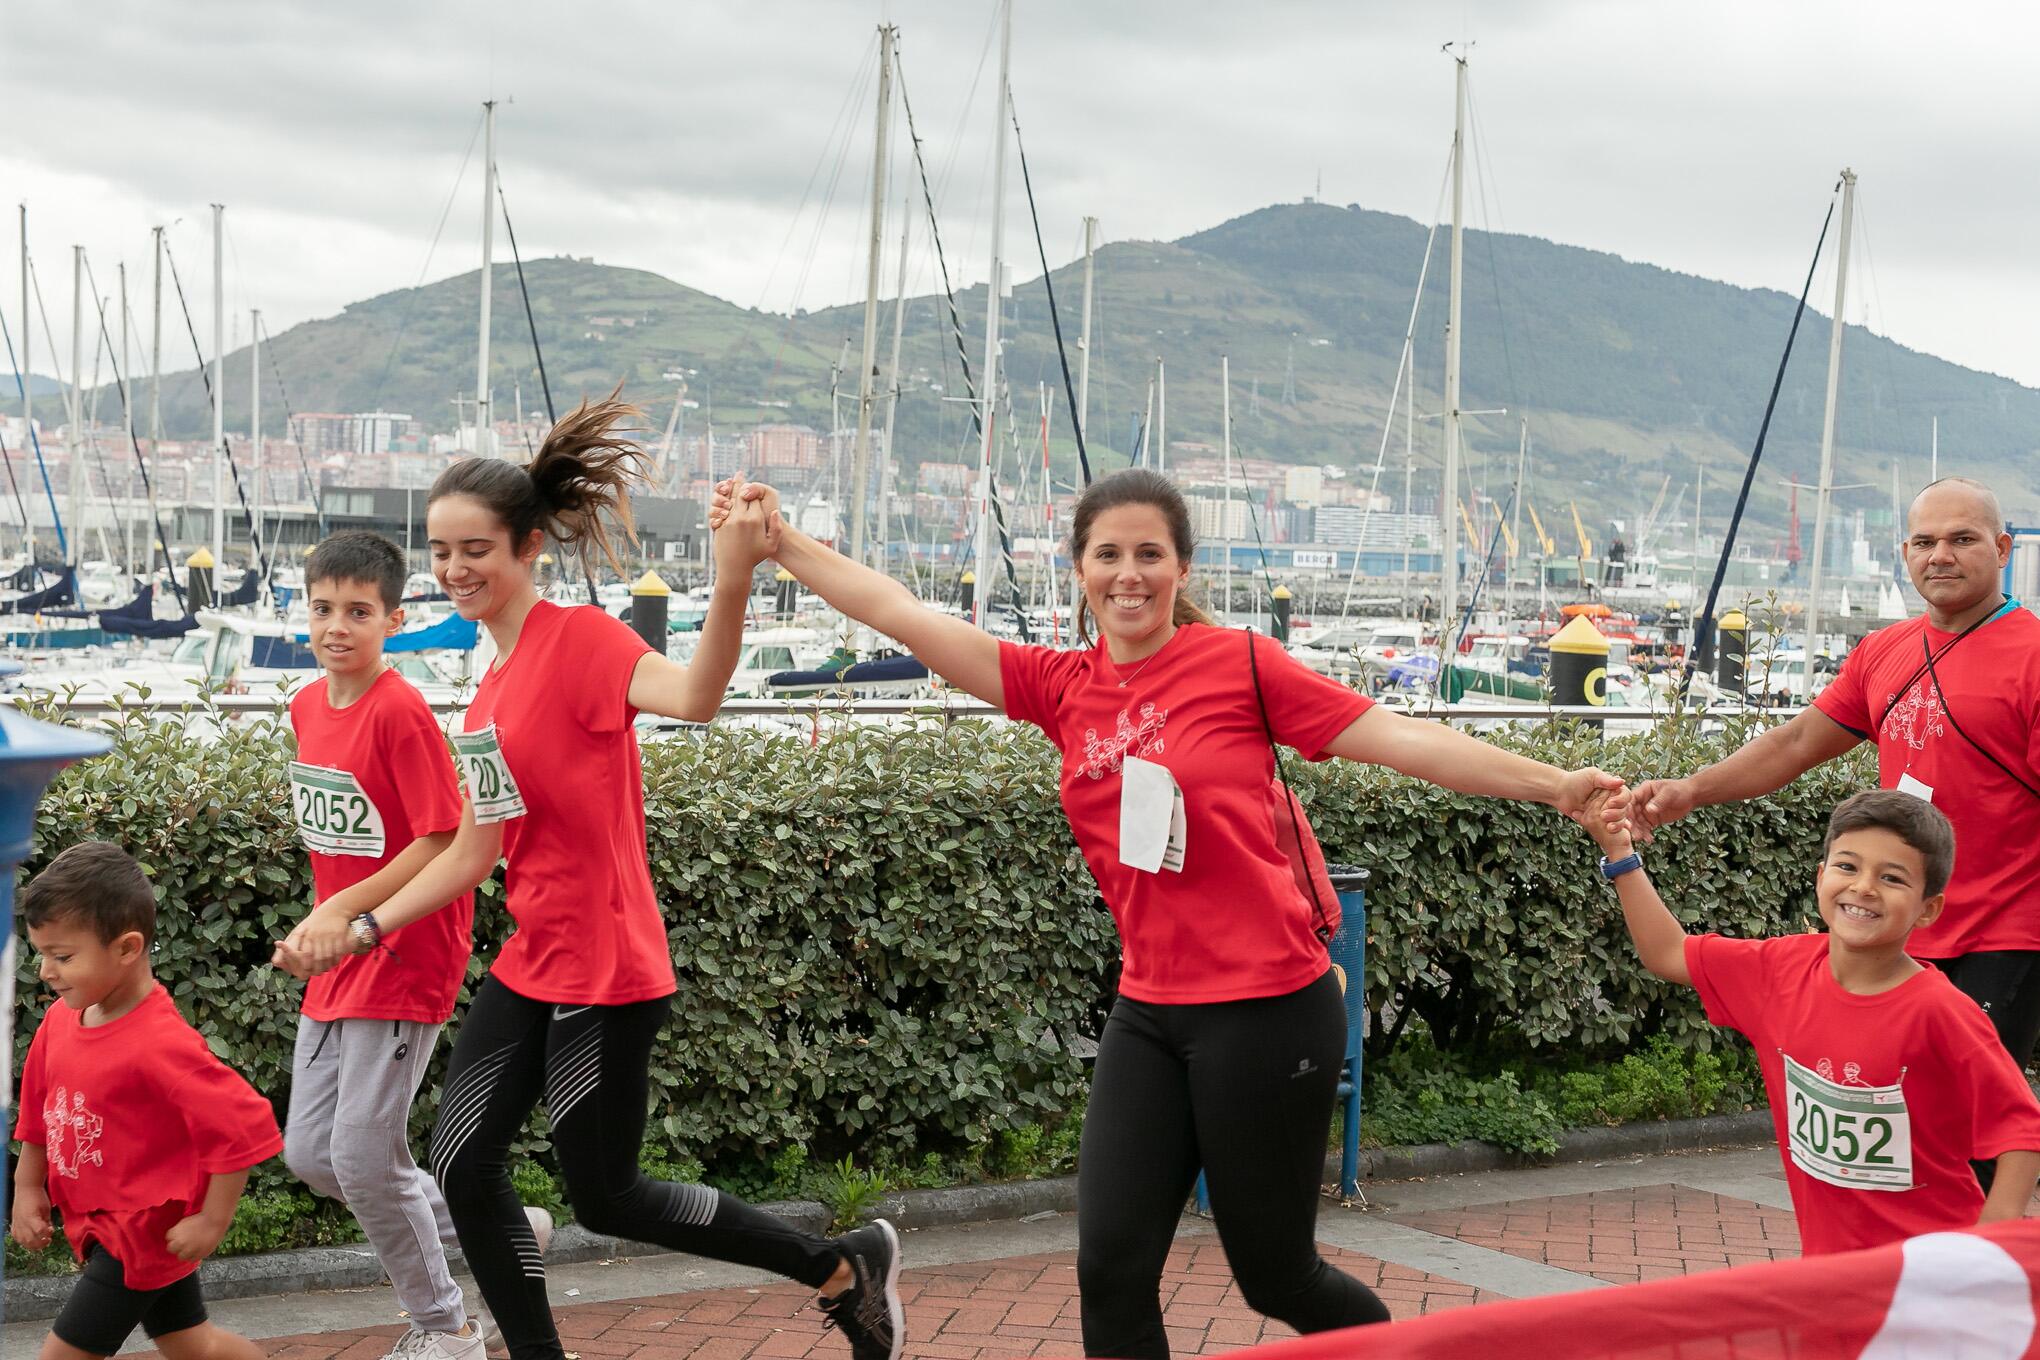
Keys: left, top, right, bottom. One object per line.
{"left": 1782, "top": 1053, "right": 1914, "bottom": 1192}
{"left": 288, "top": 762, "right": 388, "bottom": 858}
{"left": 451, "top": 723, "right": 527, "bottom": 825}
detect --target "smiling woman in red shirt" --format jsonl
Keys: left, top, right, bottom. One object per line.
{"left": 713, "top": 468, "right": 1618, "bottom": 1360}
{"left": 282, "top": 395, "right": 903, "bottom": 1360}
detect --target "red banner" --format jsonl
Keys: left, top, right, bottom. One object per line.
{"left": 1230, "top": 1221, "right": 2040, "bottom": 1359}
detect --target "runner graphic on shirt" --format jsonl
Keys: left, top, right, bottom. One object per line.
{"left": 1082, "top": 702, "right": 1168, "bottom": 779}
{"left": 42, "top": 1087, "right": 103, "bottom": 1179}
{"left": 1881, "top": 677, "right": 1946, "bottom": 753}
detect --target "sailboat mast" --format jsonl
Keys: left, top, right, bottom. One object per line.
{"left": 1803, "top": 168, "right": 1856, "bottom": 687}
{"left": 1436, "top": 50, "right": 1468, "bottom": 693}
{"left": 69, "top": 245, "right": 83, "bottom": 570}
{"left": 19, "top": 205, "right": 32, "bottom": 567}
{"left": 1221, "top": 355, "right": 1232, "bottom": 622}
{"left": 149, "top": 227, "right": 164, "bottom": 451}
{"left": 1693, "top": 465, "right": 1703, "bottom": 605}
{"left": 971, "top": 0, "right": 1012, "bottom": 626}
{"left": 120, "top": 264, "right": 134, "bottom": 572}
{"left": 149, "top": 227, "right": 165, "bottom": 574}
{"left": 211, "top": 204, "right": 225, "bottom": 573}
{"left": 476, "top": 99, "right": 498, "bottom": 458}
{"left": 1509, "top": 418, "right": 1526, "bottom": 616}
{"left": 250, "top": 307, "right": 262, "bottom": 590}
{"left": 1440, "top": 50, "right": 1468, "bottom": 673}
{"left": 1402, "top": 427, "right": 1414, "bottom": 596}
{"left": 848, "top": 25, "right": 895, "bottom": 567}
{"left": 878, "top": 192, "right": 911, "bottom": 581}
{"left": 1156, "top": 358, "right": 1166, "bottom": 475}
{"left": 1076, "top": 216, "right": 1096, "bottom": 445}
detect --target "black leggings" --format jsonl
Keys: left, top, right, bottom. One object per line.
{"left": 52, "top": 1246, "right": 207, "bottom": 1354}
{"left": 1077, "top": 969, "right": 1390, "bottom": 1360}
{"left": 1935, "top": 950, "right": 2040, "bottom": 1193}
{"left": 432, "top": 976, "right": 843, "bottom": 1360}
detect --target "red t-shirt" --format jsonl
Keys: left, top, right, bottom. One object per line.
{"left": 461, "top": 600, "right": 674, "bottom": 1005}
{"left": 11, "top": 984, "right": 283, "bottom": 1290}
{"left": 1687, "top": 931, "right": 2040, "bottom": 1256}
{"left": 289, "top": 668, "right": 473, "bottom": 1023}
{"left": 1813, "top": 602, "right": 2040, "bottom": 957}
{"left": 1000, "top": 623, "right": 1370, "bottom": 1004}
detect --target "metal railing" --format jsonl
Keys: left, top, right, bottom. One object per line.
{"left": 4, "top": 690, "right": 1776, "bottom": 727}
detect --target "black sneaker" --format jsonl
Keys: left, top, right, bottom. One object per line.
{"left": 819, "top": 1218, "right": 904, "bottom": 1360}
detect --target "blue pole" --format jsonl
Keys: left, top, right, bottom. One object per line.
{"left": 0, "top": 708, "right": 112, "bottom": 1299}
{"left": 1334, "top": 879, "right": 1369, "bottom": 1201}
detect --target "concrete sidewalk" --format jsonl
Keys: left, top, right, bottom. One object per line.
{"left": 6, "top": 1146, "right": 1819, "bottom": 1358}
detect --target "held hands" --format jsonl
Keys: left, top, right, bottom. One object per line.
{"left": 165, "top": 1208, "right": 232, "bottom": 1263}
{"left": 272, "top": 907, "right": 357, "bottom": 980}
{"left": 1580, "top": 785, "right": 1637, "bottom": 859}
{"left": 1622, "top": 778, "right": 1695, "bottom": 844}
{"left": 1551, "top": 766, "right": 1624, "bottom": 826}
{"left": 9, "top": 1187, "right": 52, "bottom": 1251}
{"left": 709, "top": 478, "right": 784, "bottom": 569}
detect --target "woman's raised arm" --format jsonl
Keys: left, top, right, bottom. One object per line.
{"left": 1322, "top": 706, "right": 1619, "bottom": 821}
{"left": 715, "top": 480, "right": 1005, "bottom": 705}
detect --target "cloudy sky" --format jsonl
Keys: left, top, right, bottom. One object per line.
{"left": 9, "top": 0, "right": 2040, "bottom": 387}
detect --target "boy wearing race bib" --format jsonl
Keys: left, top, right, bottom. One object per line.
{"left": 1584, "top": 787, "right": 2040, "bottom": 1254}
{"left": 279, "top": 399, "right": 902, "bottom": 1360}
{"left": 272, "top": 531, "right": 493, "bottom": 1360}
{"left": 12, "top": 842, "right": 281, "bottom": 1360}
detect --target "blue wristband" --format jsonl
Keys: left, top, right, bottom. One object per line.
{"left": 1598, "top": 852, "right": 1643, "bottom": 881}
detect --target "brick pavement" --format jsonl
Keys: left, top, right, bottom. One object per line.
{"left": 1386, "top": 1183, "right": 1801, "bottom": 1285}
{"left": 116, "top": 1151, "right": 2033, "bottom": 1360}
{"left": 192, "top": 1239, "right": 1493, "bottom": 1360}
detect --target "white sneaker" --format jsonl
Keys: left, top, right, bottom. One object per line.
{"left": 381, "top": 1325, "right": 485, "bottom": 1360}
{"left": 472, "top": 1206, "right": 555, "bottom": 1353}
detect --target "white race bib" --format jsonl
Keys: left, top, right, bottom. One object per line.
{"left": 1118, "top": 756, "right": 1186, "bottom": 874}
{"left": 1783, "top": 1053, "right": 1914, "bottom": 1191}
{"left": 287, "top": 761, "right": 388, "bottom": 858}
{"left": 451, "top": 723, "right": 528, "bottom": 825}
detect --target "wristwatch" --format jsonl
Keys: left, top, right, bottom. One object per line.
{"left": 347, "top": 912, "right": 383, "bottom": 954}
{"left": 1598, "top": 852, "right": 1644, "bottom": 881}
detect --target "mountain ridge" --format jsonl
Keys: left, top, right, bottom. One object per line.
{"left": 80, "top": 200, "right": 2040, "bottom": 531}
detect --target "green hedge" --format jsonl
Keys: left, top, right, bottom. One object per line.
{"left": 9, "top": 706, "right": 1872, "bottom": 1185}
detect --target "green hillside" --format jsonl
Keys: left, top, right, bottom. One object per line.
{"left": 120, "top": 201, "right": 2040, "bottom": 535}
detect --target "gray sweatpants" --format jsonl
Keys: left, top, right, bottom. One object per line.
{"left": 285, "top": 1016, "right": 467, "bottom": 1332}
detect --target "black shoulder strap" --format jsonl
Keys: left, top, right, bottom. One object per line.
{"left": 1247, "top": 628, "right": 1333, "bottom": 941}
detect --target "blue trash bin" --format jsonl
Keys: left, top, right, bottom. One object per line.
{"left": 1194, "top": 865, "right": 1369, "bottom": 1213}
{"left": 0, "top": 708, "right": 113, "bottom": 1294}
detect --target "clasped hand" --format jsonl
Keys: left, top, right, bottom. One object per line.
{"left": 271, "top": 908, "right": 355, "bottom": 980}
{"left": 710, "top": 478, "right": 784, "bottom": 565}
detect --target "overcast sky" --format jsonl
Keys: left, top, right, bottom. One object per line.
{"left": 10, "top": 0, "right": 2040, "bottom": 391}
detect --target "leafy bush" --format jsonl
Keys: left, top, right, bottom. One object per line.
{"left": 1363, "top": 1065, "right": 1564, "bottom": 1156}
{"left": 8, "top": 705, "right": 1862, "bottom": 1249}
{"left": 1291, "top": 712, "right": 1872, "bottom": 1059}
{"left": 1358, "top": 1030, "right": 1763, "bottom": 1156}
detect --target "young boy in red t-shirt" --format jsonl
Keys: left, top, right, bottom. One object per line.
{"left": 11, "top": 841, "right": 281, "bottom": 1360}
{"left": 270, "top": 531, "right": 517, "bottom": 1360}
{"left": 1585, "top": 786, "right": 2040, "bottom": 1254}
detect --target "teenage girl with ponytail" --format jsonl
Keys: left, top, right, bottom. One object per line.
{"left": 284, "top": 397, "right": 902, "bottom": 1360}
{"left": 713, "top": 467, "right": 1619, "bottom": 1358}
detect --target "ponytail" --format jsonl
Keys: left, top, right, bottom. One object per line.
{"left": 429, "top": 386, "right": 652, "bottom": 572}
